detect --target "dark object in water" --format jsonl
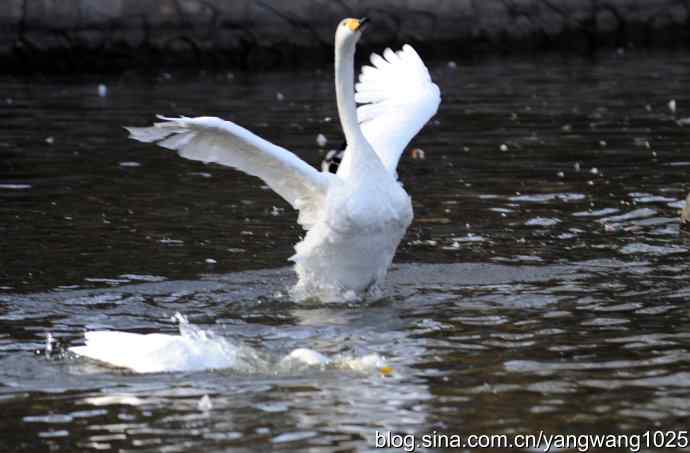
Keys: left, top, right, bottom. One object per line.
{"left": 321, "top": 141, "right": 346, "bottom": 173}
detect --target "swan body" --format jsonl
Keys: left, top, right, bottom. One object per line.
{"left": 125, "top": 18, "right": 440, "bottom": 300}
{"left": 70, "top": 330, "right": 244, "bottom": 373}
{"left": 69, "top": 313, "right": 389, "bottom": 373}
{"left": 292, "top": 169, "right": 413, "bottom": 296}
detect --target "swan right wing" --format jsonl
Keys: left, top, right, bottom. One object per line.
{"left": 355, "top": 44, "right": 441, "bottom": 174}
{"left": 126, "top": 116, "right": 335, "bottom": 229}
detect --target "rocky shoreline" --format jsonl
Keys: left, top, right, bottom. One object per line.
{"left": 1, "top": 0, "right": 688, "bottom": 72}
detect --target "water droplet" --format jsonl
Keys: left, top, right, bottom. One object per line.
{"left": 198, "top": 395, "right": 213, "bottom": 412}
{"left": 668, "top": 99, "right": 677, "bottom": 114}
{"left": 45, "top": 333, "right": 54, "bottom": 356}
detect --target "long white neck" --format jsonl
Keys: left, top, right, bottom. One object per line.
{"left": 335, "top": 40, "right": 365, "bottom": 145}
{"left": 335, "top": 37, "right": 384, "bottom": 179}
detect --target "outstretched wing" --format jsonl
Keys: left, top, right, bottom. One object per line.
{"left": 355, "top": 44, "right": 441, "bottom": 174}
{"left": 126, "top": 116, "right": 335, "bottom": 228}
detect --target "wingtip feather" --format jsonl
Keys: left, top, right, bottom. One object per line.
{"left": 125, "top": 125, "right": 174, "bottom": 143}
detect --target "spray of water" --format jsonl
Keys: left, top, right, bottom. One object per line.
{"left": 70, "top": 312, "right": 391, "bottom": 375}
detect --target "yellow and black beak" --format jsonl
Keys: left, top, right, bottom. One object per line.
{"left": 346, "top": 17, "right": 369, "bottom": 32}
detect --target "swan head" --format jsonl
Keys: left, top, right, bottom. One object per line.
{"left": 335, "top": 17, "right": 369, "bottom": 47}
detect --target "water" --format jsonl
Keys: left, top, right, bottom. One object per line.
{"left": 2, "top": 52, "right": 690, "bottom": 451}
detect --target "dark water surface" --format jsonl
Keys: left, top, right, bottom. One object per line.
{"left": 2, "top": 52, "right": 690, "bottom": 451}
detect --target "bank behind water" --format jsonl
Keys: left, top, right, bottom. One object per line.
{"left": 1, "top": 0, "right": 689, "bottom": 72}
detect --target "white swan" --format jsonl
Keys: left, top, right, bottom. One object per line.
{"left": 126, "top": 18, "right": 440, "bottom": 299}
{"left": 69, "top": 313, "right": 389, "bottom": 373}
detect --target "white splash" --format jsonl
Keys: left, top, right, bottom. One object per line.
{"left": 279, "top": 348, "right": 388, "bottom": 374}
{"left": 69, "top": 313, "right": 261, "bottom": 373}
{"left": 70, "top": 313, "right": 391, "bottom": 375}
{"left": 197, "top": 394, "right": 213, "bottom": 412}
{"left": 45, "top": 333, "right": 54, "bottom": 357}
{"left": 281, "top": 348, "right": 330, "bottom": 366}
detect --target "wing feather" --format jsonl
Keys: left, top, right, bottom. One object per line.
{"left": 125, "top": 116, "right": 334, "bottom": 228}
{"left": 356, "top": 44, "right": 441, "bottom": 174}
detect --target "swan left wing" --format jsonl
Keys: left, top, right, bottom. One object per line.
{"left": 126, "top": 116, "right": 335, "bottom": 228}
{"left": 355, "top": 44, "right": 441, "bottom": 174}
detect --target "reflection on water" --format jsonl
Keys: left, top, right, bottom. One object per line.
{"left": 2, "top": 52, "right": 690, "bottom": 451}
